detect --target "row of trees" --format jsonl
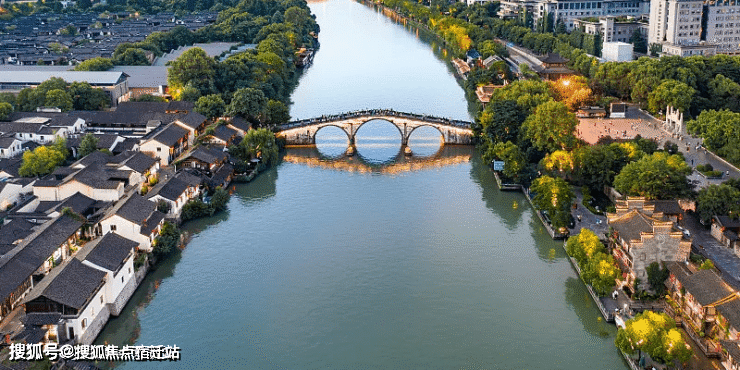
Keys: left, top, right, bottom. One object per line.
{"left": 0, "top": 77, "right": 110, "bottom": 115}
{"left": 615, "top": 311, "right": 692, "bottom": 365}
{"left": 564, "top": 229, "right": 620, "bottom": 295}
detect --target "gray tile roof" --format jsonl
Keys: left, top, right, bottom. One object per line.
{"left": 0, "top": 218, "right": 35, "bottom": 246}
{"left": 109, "top": 65, "right": 168, "bottom": 87}
{"left": 186, "top": 146, "right": 226, "bottom": 165}
{"left": 83, "top": 232, "right": 136, "bottom": 273}
{"left": 140, "top": 210, "right": 165, "bottom": 236}
{"left": 24, "top": 312, "right": 62, "bottom": 326}
{"left": 175, "top": 111, "right": 207, "bottom": 130}
{"left": 0, "top": 158, "right": 22, "bottom": 177}
{"left": 151, "top": 123, "right": 189, "bottom": 147}
{"left": 0, "top": 215, "right": 84, "bottom": 303}
{"left": 150, "top": 176, "right": 189, "bottom": 202}
{"left": 609, "top": 209, "right": 656, "bottom": 243}
{"left": 175, "top": 170, "right": 203, "bottom": 187}
{"left": 0, "top": 70, "right": 127, "bottom": 85}
{"left": 721, "top": 340, "right": 740, "bottom": 361}
{"left": 113, "top": 193, "right": 155, "bottom": 224}
{"left": 54, "top": 192, "right": 97, "bottom": 216}
{"left": 717, "top": 299, "right": 740, "bottom": 331}
{"left": 665, "top": 261, "right": 733, "bottom": 306}
{"left": 212, "top": 125, "right": 238, "bottom": 143}
{"left": 37, "top": 258, "right": 106, "bottom": 310}
{"left": 117, "top": 151, "right": 157, "bottom": 173}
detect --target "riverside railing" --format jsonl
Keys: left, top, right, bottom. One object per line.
{"left": 278, "top": 109, "right": 473, "bottom": 130}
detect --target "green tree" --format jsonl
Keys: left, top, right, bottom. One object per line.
{"left": 153, "top": 221, "right": 181, "bottom": 258}
{"left": 646, "top": 262, "right": 669, "bottom": 295}
{"left": 699, "top": 259, "right": 715, "bottom": 270}
{"left": 582, "top": 252, "right": 620, "bottom": 296}
{"left": 133, "top": 94, "right": 167, "bottom": 102}
{"left": 264, "top": 99, "right": 290, "bottom": 125}
{"left": 613, "top": 152, "right": 692, "bottom": 199}
{"left": 210, "top": 187, "right": 230, "bottom": 211}
{"left": 114, "top": 48, "right": 150, "bottom": 66}
{"left": 565, "top": 229, "right": 605, "bottom": 266}
{"left": 18, "top": 145, "right": 66, "bottom": 177}
{"left": 696, "top": 184, "right": 740, "bottom": 224}
{"left": 648, "top": 80, "right": 695, "bottom": 115}
{"left": 486, "top": 141, "right": 526, "bottom": 179}
{"left": 630, "top": 29, "right": 647, "bottom": 53}
{"left": 0, "top": 102, "right": 13, "bottom": 121}
{"left": 523, "top": 100, "right": 578, "bottom": 152}
{"left": 73, "top": 57, "right": 114, "bottom": 71}
{"left": 226, "top": 87, "right": 267, "bottom": 121}
{"left": 167, "top": 47, "right": 216, "bottom": 95}
{"left": 195, "top": 94, "right": 226, "bottom": 119}
{"left": 616, "top": 311, "right": 690, "bottom": 364}
{"left": 45, "top": 89, "right": 73, "bottom": 111}
{"left": 68, "top": 82, "right": 109, "bottom": 110}
{"left": 479, "top": 99, "right": 526, "bottom": 144}
{"left": 231, "top": 128, "right": 279, "bottom": 166}
{"left": 78, "top": 133, "right": 99, "bottom": 158}
{"left": 530, "top": 175, "right": 575, "bottom": 230}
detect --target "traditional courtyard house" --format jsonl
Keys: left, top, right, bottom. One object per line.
{"left": 179, "top": 146, "right": 227, "bottom": 176}
{"left": 0, "top": 214, "right": 83, "bottom": 324}
{"left": 721, "top": 340, "right": 740, "bottom": 370}
{"left": 0, "top": 219, "right": 36, "bottom": 257}
{"left": 0, "top": 135, "right": 24, "bottom": 158}
{"left": 139, "top": 123, "right": 190, "bottom": 166}
{"left": 607, "top": 197, "right": 691, "bottom": 290}
{"left": 32, "top": 163, "right": 131, "bottom": 202}
{"left": 665, "top": 261, "right": 740, "bottom": 358}
{"left": 76, "top": 232, "right": 138, "bottom": 316}
{"left": 712, "top": 216, "right": 740, "bottom": 255}
{"left": 0, "top": 119, "right": 66, "bottom": 144}
{"left": 97, "top": 192, "right": 165, "bottom": 252}
{"left": 227, "top": 117, "right": 251, "bottom": 136}
{"left": 475, "top": 85, "right": 506, "bottom": 107}
{"left": 206, "top": 125, "right": 239, "bottom": 146}
{"left": 112, "top": 150, "right": 159, "bottom": 187}
{"left": 0, "top": 178, "right": 34, "bottom": 210}
{"left": 147, "top": 177, "right": 193, "bottom": 219}
{"left": 24, "top": 259, "right": 108, "bottom": 344}
{"left": 173, "top": 111, "right": 208, "bottom": 143}
{"left": 0, "top": 158, "right": 22, "bottom": 179}
{"left": 67, "top": 133, "right": 125, "bottom": 158}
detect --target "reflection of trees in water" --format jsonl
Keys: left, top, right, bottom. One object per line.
{"left": 94, "top": 252, "right": 183, "bottom": 368}
{"left": 284, "top": 145, "right": 472, "bottom": 174}
{"left": 564, "top": 276, "right": 616, "bottom": 339}
{"left": 468, "top": 151, "right": 526, "bottom": 230}
{"left": 233, "top": 164, "right": 279, "bottom": 203}
{"left": 528, "top": 216, "right": 568, "bottom": 263}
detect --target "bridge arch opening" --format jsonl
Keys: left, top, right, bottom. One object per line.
{"left": 407, "top": 125, "right": 444, "bottom": 157}
{"left": 314, "top": 125, "right": 350, "bottom": 158}
{"left": 354, "top": 119, "right": 403, "bottom": 164}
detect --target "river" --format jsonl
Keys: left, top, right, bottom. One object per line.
{"left": 96, "top": 0, "right": 627, "bottom": 368}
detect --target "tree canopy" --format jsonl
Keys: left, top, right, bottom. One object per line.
{"left": 522, "top": 100, "right": 578, "bottom": 152}
{"left": 613, "top": 152, "right": 692, "bottom": 200}
{"left": 615, "top": 311, "right": 692, "bottom": 364}
{"left": 530, "top": 175, "right": 574, "bottom": 230}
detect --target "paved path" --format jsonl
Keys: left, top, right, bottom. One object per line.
{"left": 567, "top": 188, "right": 608, "bottom": 239}
{"left": 682, "top": 212, "right": 740, "bottom": 291}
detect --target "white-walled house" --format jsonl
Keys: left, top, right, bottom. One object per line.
{"left": 0, "top": 178, "right": 34, "bottom": 210}
{"left": 24, "top": 259, "right": 109, "bottom": 345}
{"left": 147, "top": 176, "right": 198, "bottom": 218}
{"left": 0, "top": 136, "right": 24, "bottom": 158}
{"left": 97, "top": 193, "right": 165, "bottom": 252}
{"left": 78, "top": 232, "right": 138, "bottom": 316}
{"left": 139, "top": 123, "right": 190, "bottom": 166}
{"left": 33, "top": 165, "right": 129, "bottom": 202}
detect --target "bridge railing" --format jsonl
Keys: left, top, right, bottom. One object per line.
{"left": 279, "top": 109, "right": 473, "bottom": 130}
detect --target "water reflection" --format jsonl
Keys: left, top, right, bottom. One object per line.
{"left": 93, "top": 252, "right": 183, "bottom": 369}
{"left": 468, "top": 152, "right": 526, "bottom": 229}
{"left": 563, "top": 276, "right": 616, "bottom": 339}
{"left": 283, "top": 145, "right": 470, "bottom": 174}
{"left": 233, "top": 166, "right": 278, "bottom": 203}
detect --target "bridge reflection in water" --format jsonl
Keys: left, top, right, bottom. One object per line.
{"left": 282, "top": 145, "right": 473, "bottom": 175}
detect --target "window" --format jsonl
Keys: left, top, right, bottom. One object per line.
{"left": 110, "top": 225, "right": 116, "bottom": 231}
{"left": 122, "top": 276, "right": 124, "bottom": 283}
{"left": 100, "top": 296, "right": 104, "bottom": 304}
{"left": 81, "top": 318, "right": 87, "bottom": 329}
{"left": 157, "top": 147, "right": 162, "bottom": 152}
{"left": 129, "top": 267, "right": 132, "bottom": 275}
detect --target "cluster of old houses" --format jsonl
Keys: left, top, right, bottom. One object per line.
{"left": 606, "top": 197, "right": 740, "bottom": 369}
{"left": 0, "top": 12, "right": 218, "bottom": 66}
{"left": 0, "top": 101, "right": 247, "bottom": 347}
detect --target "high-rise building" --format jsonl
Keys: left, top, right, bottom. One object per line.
{"left": 649, "top": 0, "right": 740, "bottom": 56}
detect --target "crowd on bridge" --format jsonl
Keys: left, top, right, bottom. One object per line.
{"left": 279, "top": 109, "right": 473, "bottom": 129}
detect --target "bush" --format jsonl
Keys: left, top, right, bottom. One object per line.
{"left": 181, "top": 199, "right": 213, "bottom": 221}
{"left": 153, "top": 221, "right": 180, "bottom": 258}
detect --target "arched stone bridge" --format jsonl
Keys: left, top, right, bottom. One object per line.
{"left": 276, "top": 109, "right": 474, "bottom": 146}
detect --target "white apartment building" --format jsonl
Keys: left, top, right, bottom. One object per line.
{"left": 573, "top": 16, "right": 649, "bottom": 42}
{"left": 649, "top": 0, "right": 740, "bottom": 56}
{"left": 535, "top": 0, "right": 649, "bottom": 31}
